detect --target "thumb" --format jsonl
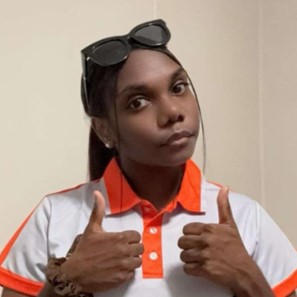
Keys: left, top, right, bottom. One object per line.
{"left": 217, "top": 186, "right": 235, "bottom": 226}
{"left": 85, "top": 190, "right": 106, "bottom": 233}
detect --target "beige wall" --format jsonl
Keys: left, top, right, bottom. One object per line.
{"left": 0, "top": 2, "right": 296, "bottom": 288}
{"left": 260, "top": 0, "right": 297, "bottom": 246}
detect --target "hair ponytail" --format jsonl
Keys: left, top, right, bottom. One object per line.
{"left": 81, "top": 65, "right": 121, "bottom": 180}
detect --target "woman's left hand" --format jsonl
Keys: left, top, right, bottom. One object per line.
{"left": 178, "top": 187, "right": 274, "bottom": 297}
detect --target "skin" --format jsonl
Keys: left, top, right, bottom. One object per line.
{"left": 94, "top": 49, "right": 200, "bottom": 209}
{"left": 2, "top": 50, "right": 296, "bottom": 297}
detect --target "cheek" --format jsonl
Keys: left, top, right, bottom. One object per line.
{"left": 186, "top": 99, "right": 200, "bottom": 125}
{"left": 117, "top": 116, "right": 155, "bottom": 145}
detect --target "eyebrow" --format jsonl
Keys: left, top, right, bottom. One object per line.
{"left": 116, "top": 66, "right": 187, "bottom": 97}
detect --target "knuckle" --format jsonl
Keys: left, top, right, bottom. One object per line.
{"left": 204, "top": 234, "right": 215, "bottom": 246}
{"left": 180, "top": 250, "right": 187, "bottom": 262}
{"left": 177, "top": 237, "right": 184, "bottom": 248}
{"left": 116, "top": 271, "right": 130, "bottom": 283}
{"left": 183, "top": 263, "right": 195, "bottom": 275}
{"left": 183, "top": 223, "right": 195, "bottom": 234}
{"left": 131, "top": 231, "right": 141, "bottom": 241}
{"left": 116, "top": 232, "right": 126, "bottom": 242}
{"left": 133, "top": 257, "right": 142, "bottom": 268}
{"left": 119, "top": 258, "right": 131, "bottom": 270}
{"left": 199, "top": 249, "right": 210, "bottom": 262}
{"left": 199, "top": 234, "right": 209, "bottom": 247}
{"left": 136, "top": 243, "right": 144, "bottom": 255}
{"left": 203, "top": 224, "right": 214, "bottom": 233}
{"left": 127, "top": 271, "right": 135, "bottom": 281}
{"left": 116, "top": 244, "right": 129, "bottom": 256}
{"left": 201, "top": 260, "right": 211, "bottom": 271}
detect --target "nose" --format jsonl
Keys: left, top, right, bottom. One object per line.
{"left": 157, "top": 96, "right": 185, "bottom": 128}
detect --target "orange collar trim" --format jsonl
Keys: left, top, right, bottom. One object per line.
{"left": 103, "top": 158, "right": 202, "bottom": 215}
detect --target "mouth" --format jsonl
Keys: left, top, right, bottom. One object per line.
{"left": 162, "top": 130, "right": 194, "bottom": 146}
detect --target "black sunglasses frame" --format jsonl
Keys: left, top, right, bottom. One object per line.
{"left": 81, "top": 19, "right": 171, "bottom": 114}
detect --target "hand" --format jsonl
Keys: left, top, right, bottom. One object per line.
{"left": 61, "top": 191, "right": 144, "bottom": 293}
{"left": 178, "top": 187, "right": 274, "bottom": 296}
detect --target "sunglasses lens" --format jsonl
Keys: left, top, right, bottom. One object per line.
{"left": 134, "top": 24, "right": 168, "bottom": 46}
{"left": 92, "top": 39, "right": 128, "bottom": 66}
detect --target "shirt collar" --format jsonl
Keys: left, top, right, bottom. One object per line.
{"left": 102, "top": 158, "right": 203, "bottom": 215}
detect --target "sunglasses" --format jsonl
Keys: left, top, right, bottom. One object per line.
{"left": 81, "top": 19, "right": 171, "bottom": 113}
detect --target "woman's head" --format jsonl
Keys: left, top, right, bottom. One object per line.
{"left": 81, "top": 20, "right": 203, "bottom": 180}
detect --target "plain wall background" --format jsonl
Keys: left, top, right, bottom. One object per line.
{"left": 0, "top": 2, "right": 296, "bottom": 292}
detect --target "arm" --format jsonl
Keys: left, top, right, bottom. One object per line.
{"left": 178, "top": 188, "right": 274, "bottom": 297}
{"left": 37, "top": 282, "right": 60, "bottom": 297}
{"left": 1, "top": 288, "right": 32, "bottom": 297}
{"left": 40, "top": 191, "right": 143, "bottom": 296}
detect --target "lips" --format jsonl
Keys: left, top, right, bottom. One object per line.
{"left": 162, "top": 130, "right": 193, "bottom": 146}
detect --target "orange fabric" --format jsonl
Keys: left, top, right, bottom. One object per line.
{"left": 104, "top": 159, "right": 141, "bottom": 214}
{"left": 0, "top": 207, "right": 44, "bottom": 295}
{"left": 46, "top": 180, "right": 99, "bottom": 196}
{"left": 104, "top": 158, "right": 202, "bottom": 215}
{"left": 142, "top": 209, "right": 163, "bottom": 278}
{"left": 103, "top": 158, "right": 202, "bottom": 278}
{"left": 273, "top": 269, "right": 297, "bottom": 297}
{"left": 0, "top": 267, "right": 43, "bottom": 296}
{"left": 0, "top": 181, "right": 94, "bottom": 266}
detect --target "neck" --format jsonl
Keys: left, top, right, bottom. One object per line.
{"left": 118, "top": 158, "right": 185, "bottom": 210}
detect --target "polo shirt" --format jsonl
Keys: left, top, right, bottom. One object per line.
{"left": 0, "top": 159, "right": 296, "bottom": 297}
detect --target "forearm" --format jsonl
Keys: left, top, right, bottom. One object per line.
{"left": 37, "top": 282, "right": 61, "bottom": 297}
{"left": 232, "top": 263, "right": 274, "bottom": 297}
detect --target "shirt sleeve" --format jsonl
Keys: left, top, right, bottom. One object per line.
{"left": 253, "top": 202, "right": 297, "bottom": 296}
{"left": 0, "top": 197, "right": 51, "bottom": 296}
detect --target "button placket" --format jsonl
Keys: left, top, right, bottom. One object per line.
{"left": 141, "top": 209, "right": 164, "bottom": 278}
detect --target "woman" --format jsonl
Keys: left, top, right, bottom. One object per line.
{"left": 0, "top": 19, "right": 296, "bottom": 297}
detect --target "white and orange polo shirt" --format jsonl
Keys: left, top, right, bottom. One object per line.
{"left": 0, "top": 159, "right": 296, "bottom": 297}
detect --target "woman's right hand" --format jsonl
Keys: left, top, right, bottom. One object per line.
{"left": 60, "top": 191, "right": 144, "bottom": 293}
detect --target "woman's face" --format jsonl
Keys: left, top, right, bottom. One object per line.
{"left": 106, "top": 49, "right": 200, "bottom": 168}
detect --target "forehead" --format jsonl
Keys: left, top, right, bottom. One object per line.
{"left": 116, "top": 49, "right": 181, "bottom": 91}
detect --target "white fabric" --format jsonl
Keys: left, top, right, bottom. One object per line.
{"left": 1, "top": 178, "right": 297, "bottom": 297}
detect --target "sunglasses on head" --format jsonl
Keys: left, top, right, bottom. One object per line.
{"left": 81, "top": 19, "right": 171, "bottom": 113}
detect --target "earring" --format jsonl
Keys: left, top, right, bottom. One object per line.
{"left": 104, "top": 140, "right": 113, "bottom": 149}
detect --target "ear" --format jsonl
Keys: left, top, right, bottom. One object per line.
{"left": 91, "top": 117, "right": 116, "bottom": 149}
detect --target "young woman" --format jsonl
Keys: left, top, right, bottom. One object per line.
{"left": 0, "top": 19, "right": 296, "bottom": 297}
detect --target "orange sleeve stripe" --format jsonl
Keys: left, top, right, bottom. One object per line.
{"left": 207, "top": 181, "right": 223, "bottom": 188}
{"left": 46, "top": 181, "right": 95, "bottom": 196}
{"left": 0, "top": 267, "right": 43, "bottom": 296}
{"left": 0, "top": 210, "right": 35, "bottom": 265}
{"left": 273, "top": 269, "right": 297, "bottom": 297}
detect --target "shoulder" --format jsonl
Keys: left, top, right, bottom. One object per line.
{"left": 32, "top": 179, "right": 107, "bottom": 224}
{"left": 201, "top": 179, "right": 260, "bottom": 235}
{"left": 201, "top": 179, "right": 258, "bottom": 212}
{"left": 44, "top": 179, "right": 102, "bottom": 207}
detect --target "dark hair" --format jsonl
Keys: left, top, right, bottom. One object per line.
{"left": 80, "top": 61, "right": 123, "bottom": 180}
{"left": 81, "top": 46, "right": 206, "bottom": 180}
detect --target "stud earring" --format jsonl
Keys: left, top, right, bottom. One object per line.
{"left": 104, "top": 140, "right": 113, "bottom": 149}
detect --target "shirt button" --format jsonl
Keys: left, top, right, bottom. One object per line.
{"left": 149, "top": 252, "right": 158, "bottom": 260}
{"left": 149, "top": 227, "right": 158, "bottom": 234}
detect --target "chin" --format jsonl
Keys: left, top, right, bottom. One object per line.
{"left": 157, "top": 148, "right": 195, "bottom": 167}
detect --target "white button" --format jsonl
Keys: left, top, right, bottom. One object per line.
{"left": 149, "top": 227, "right": 158, "bottom": 234}
{"left": 149, "top": 252, "right": 158, "bottom": 260}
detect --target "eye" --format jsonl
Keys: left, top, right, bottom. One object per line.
{"left": 172, "top": 81, "right": 189, "bottom": 95}
{"left": 127, "top": 97, "right": 150, "bottom": 111}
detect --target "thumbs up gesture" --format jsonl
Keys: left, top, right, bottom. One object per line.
{"left": 60, "top": 191, "right": 144, "bottom": 293}
{"left": 178, "top": 187, "right": 274, "bottom": 296}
